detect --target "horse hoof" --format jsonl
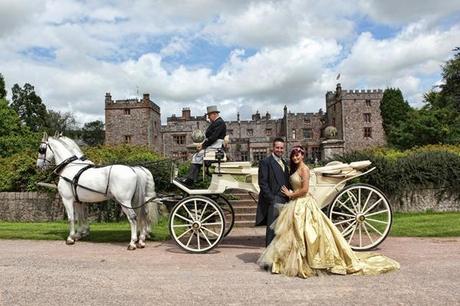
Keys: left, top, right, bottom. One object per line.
{"left": 127, "top": 244, "right": 137, "bottom": 251}
{"left": 137, "top": 242, "right": 145, "bottom": 249}
{"left": 66, "top": 238, "right": 75, "bottom": 245}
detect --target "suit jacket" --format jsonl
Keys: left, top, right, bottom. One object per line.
{"left": 202, "top": 117, "right": 226, "bottom": 149}
{"left": 255, "top": 154, "right": 291, "bottom": 226}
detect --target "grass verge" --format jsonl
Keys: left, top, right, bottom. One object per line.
{"left": 0, "top": 212, "right": 459, "bottom": 241}
{"left": 390, "top": 211, "right": 460, "bottom": 237}
{"left": 0, "top": 216, "right": 170, "bottom": 242}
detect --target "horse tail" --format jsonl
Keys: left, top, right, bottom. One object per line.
{"left": 133, "top": 171, "right": 146, "bottom": 212}
{"left": 138, "top": 166, "right": 159, "bottom": 227}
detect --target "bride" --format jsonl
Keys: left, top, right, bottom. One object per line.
{"left": 258, "top": 146, "right": 400, "bottom": 278}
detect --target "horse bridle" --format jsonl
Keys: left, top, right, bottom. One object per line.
{"left": 38, "top": 141, "right": 54, "bottom": 166}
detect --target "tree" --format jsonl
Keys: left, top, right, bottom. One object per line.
{"left": 10, "top": 83, "right": 48, "bottom": 132}
{"left": 0, "top": 98, "right": 39, "bottom": 158}
{"left": 81, "top": 120, "right": 105, "bottom": 146}
{"left": 0, "top": 73, "right": 6, "bottom": 99}
{"left": 0, "top": 98, "right": 22, "bottom": 136}
{"left": 46, "top": 110, "right": 78, "bottom": 135}
{"left": 439, "top": 47, "right": 460, "bottom": 111}
{"left": 380, "top": 88, "right": 412, "bottom": 146}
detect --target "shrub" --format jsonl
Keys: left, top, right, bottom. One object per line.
{"left": 335, "top": 145, "right": 460, "bottom": 199}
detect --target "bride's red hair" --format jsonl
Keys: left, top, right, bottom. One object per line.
{"left": 289, "top": 146, "right": 305, "bottom": 174}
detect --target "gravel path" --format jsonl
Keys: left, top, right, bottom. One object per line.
{"left": 0, "top": 228, "right": 459, "bottom": 305}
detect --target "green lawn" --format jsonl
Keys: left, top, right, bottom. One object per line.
{"left": 390, "top": 211, "right": 460, "bottom": 237}
{"left": 0, "top": 212, "right": 459, "bottom": 241}
{"left": 0, "top": 216, "right": 170, "bottom": 242}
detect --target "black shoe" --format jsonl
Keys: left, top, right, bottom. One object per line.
{"left": 176, "top": 177, "right": 194, "bottom": 187}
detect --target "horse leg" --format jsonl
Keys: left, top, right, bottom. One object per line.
{"left": 73, "top": 202, "right": 90, "bottom": 240}
{"left": 137, "top": 210, "right": 147, "bottom": 249}
{"left": 121, "top": 206, "right": 138, "bottom": 250}
{"left": 61, "top": 198, "right": 77, "bottom": 245}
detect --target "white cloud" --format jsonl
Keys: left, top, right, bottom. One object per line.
{"left": 358, "top": 0, "right": 460, "bottom": 25}
{"left": 0, "top": 0, "right": 459, "bottom": 124}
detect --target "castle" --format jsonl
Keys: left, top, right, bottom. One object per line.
{"left": 105, "top": 84, "right": 386, "bottom": 161}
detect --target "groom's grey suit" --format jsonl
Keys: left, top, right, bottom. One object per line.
{"left": 255, "top": 154, "right": 291, "bottom": 246}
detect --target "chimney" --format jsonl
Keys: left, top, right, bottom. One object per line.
{"left": 336, "top": 83, "right": 342, "bottom": 97}
{"left": 182, "top": 107, "right": 191, "bottom": 120}
{"left": 252, "top": 110, "right": 261, "bottom": 121}
{"left": 105, "top": 92, "right": 112, "bottom": 104}
{"left": 143, "top": 93, "right": 150, "bottom": 103}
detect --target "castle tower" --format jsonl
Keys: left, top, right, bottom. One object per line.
{"left": 326, "top": 84, "right": 386, "bottom": 152}
{"left": 105, "top": 93, "right": 161, "bottom": 152}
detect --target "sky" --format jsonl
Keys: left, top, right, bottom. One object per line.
{"left": 0, "top": 0, "right": 459, "bottom": 125}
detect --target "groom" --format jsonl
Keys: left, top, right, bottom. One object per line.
{"left": 256, "top": 137, "right": 291, "bottom": 246}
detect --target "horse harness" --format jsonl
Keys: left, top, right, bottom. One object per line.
{"left": 40, "top": 141, "right": 148, "bottom": 209}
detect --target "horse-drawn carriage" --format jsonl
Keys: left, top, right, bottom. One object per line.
{"left": 167, "top": 147, "right": 393, "bottom": 253}
{"left": 37, "top": 134, "right": 392, "bottom": 253}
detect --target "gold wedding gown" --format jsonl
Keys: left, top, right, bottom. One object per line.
{"left": 258, "top": 172, "right": 400, "bottom": 278}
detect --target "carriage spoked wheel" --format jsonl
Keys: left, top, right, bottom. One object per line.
{"left": 169, "top": 195, "right": 225, "bottom": 253}
{"left": 210, "top": 195, "right": 235, "bottom": 238}
{"left": 328, "top": 183, "right": 392, "bottom": 251}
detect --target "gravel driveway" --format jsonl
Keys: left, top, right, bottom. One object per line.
{"left": 0, "top": 228, "right": 459, "bottom": 305}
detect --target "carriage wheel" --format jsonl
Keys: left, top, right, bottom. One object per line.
{"left": 212, "top": 195, "right": 235, "bottom": 238}
{"left": 169, "top": 196, "right": 225, "bottom": 253}
{"left": 328, "top": 183, "right": 392, "bottom": 251}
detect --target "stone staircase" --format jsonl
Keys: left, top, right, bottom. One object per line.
{"left": 227, "top": 191, "right": 258, "bottom": 227}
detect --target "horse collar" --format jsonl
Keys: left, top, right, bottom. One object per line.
{"left": 53, "top": 155, "right": 79, "bottom": 175}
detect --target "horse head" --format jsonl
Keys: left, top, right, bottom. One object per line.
{"left": 36, "top": 134, "right": 75, "bottom": 169}
{"left": 36, "top": 132, "right": 54, "bottom": 168}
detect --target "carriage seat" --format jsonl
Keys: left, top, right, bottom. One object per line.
{"left": 313, "top": 160, "right": 371, "bottom": 176}
{"left": 202, "top": 135, "right": 230, "bottom": 163}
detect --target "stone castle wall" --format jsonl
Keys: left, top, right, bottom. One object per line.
{"left": 105, "top": 93, "right": 161, "bottom": 152}
{"left": 1, "top": 190, "right": 458, "bottom": 222}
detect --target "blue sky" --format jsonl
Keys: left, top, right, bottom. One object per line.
{"left": 0, "top": 0, "right": 459, "bottom": 124}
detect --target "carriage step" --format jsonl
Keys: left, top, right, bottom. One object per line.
{"left": 234, "top": 213, "right": 256, "bottom": 222}
{"left": 234, "top": 220, "right": 256, "bottom": 227}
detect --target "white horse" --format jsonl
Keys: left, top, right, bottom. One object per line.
{"left": 56, "top": 135, "right": 159, "bottom": 242}
{"left": 36, "top": 133, "right": 154, "bottom": 250}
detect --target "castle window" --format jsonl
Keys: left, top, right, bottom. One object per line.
{"left": 365, "top": 99, "right": 372, "bottom": 106}
{"left": 252, "top": 148, "right": 267, "bottom": 162}
{"left": 332, "top": 118, "right": 336, "bottom": 126}
{"left": 303, "top": 128, "right": 312, "bottom": 139}
{"left": 265, "top": 128, "right": 272, "bottom": 136}
{"left": 304, "top": 118, "right": 311, "bottom": 124}
{"left": 364, "top": 113, "right": 371, "bottom": 123}
{"left": 124, "top": 109, "right": 130, "bottom": 115}
{"left": 364, "top": 127, "right": 372, "bottom": 138}
{"left": 292, "top": 129, "right": 296, "bottom": 139}
{"left": 333, "top": 104, "right": 336, "bottom": 111}
{"left": 124, "top": 135, "right": 132, "bottom": 143}
{"left": 173, "top": 134, "right": 186, "bottom": 145}
{"left": 228, "top": 129, "right": 233, "bottom": 136}
{"left": 247, "top": 129, "right": 253, "bottom": 136}
{"left": 240, "top": 151, "right": 249, "bottom": 161}
{"left": 311, "top": 146, "right": 321, "bottom": 161}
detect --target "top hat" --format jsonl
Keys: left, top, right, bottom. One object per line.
{"left": 206, "top": 105, "right": 220, "bottom": 115}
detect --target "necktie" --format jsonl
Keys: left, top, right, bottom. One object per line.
{"left": 277, "top": 158, "right": 285, "bottom": 171}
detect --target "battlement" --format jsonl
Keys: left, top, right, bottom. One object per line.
{"left": 105, "top": 92, "right": 160, "bottom": 113}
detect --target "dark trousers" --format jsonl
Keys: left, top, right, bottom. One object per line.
{"left": 265, "top": 203, "right": 284, "bottom": 247}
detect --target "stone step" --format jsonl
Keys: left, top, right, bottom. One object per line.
{"left": 233, "top": 206, "right": 257, "bottom": 214}
{"left": 229, "top": 199, "right": 258, "bottom": 207}
{"left": 234, "top": 213, "right": 256, "bottom": 222}
{"left": 226, "top": 192, "right": 258, "bottom": 201}
{"left": 234, "top": 220, "right": 256, "bottom": 227}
